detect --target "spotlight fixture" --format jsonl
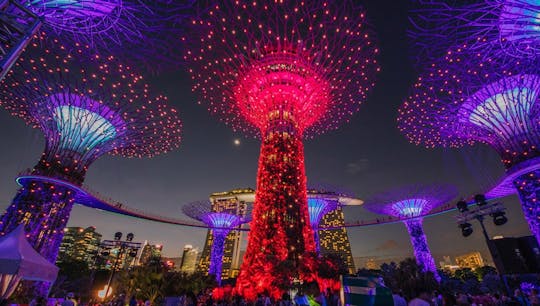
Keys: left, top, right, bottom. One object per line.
{"left": 457, "top": 200, "right": 469, "bottom": 213}
{"left": 474, "top": 194, "right": 487, "bottom": 206}
{"left": 114, "top": 232, "right": 122, "bottom": 241}
{"left": 492, "top": 211, "right": 508, "bottom": 226}
{"left": 459, "top": 222, "right": 473, "bottom": 237}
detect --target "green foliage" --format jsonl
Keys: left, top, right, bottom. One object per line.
{"left": 49, "top": 259, "right": 91, "bottom": 299}
{"left": 380, "top": 258, "right": 439, "bottom": 300}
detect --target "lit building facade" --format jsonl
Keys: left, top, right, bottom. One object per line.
{"left": 57, "top": 226, "right": 102, "bottom": 268}
{"left": 180, "top": 244, "right": 199, "bottom": 274}
{"left": 197, "top": 188, "right": 358, "bottom": 277}
{"left": 455, "top": 252, "right": 485, "bottom": 269}
{"left": 137, "top": 242, "right": 163, "bottom": 266}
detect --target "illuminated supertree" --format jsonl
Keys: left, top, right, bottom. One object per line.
{"left": 11, "top": 0, "right": 194, "bottom": 71}
{"left": 0, "top": 35, "right": 182, "bottom": 266}
{"left": 184, "top": 0, "right": 378, "bottom": 298}
{"left": 182, "top": 201, "right": 249, "bottom": 285}
{"left": 364, "top": 185, "right": 457, "bottom": 281}
{"left": 307, "top": 189, "right": 363, "bottom": 252}
{"left": 398, "top": 42, "right": 540, "bottom": 244}
{"left": 410, "top": 0, "right": 540, "bottom": 61}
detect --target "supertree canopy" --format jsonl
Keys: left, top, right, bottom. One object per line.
{"left": 398, "top": 42, "right": 540, "bottom": 243}
{"left": 0, "top": 35, "right": 182, "bottom": 266}
{"left": 184, "top": 0, "right": 378, "bottom": 298}
{"left": 182, "top": 201, "right": 249, "bottom": 285}
{"left": 20, "top": 0, "right": 194, "bottom": 71}
{"left": 410, "top": 0, "right": 540, "bottom": 61}
{"left": 365, "top": 185, "right": 457, "bottom": 281}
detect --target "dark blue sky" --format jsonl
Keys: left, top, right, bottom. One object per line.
{"left": 0, "top": 0, "right": 532, "bottom": 268}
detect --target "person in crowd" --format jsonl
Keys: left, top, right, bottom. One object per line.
{"left": 409, "top": 290, "right": 432, "bottom": 306}
{"left": 393, "top": 290, "right": 407, "bottom": 306}
{"left": 442, "top": 293, "right": 457, "bottom": 306}
{"left": 514, "top": 289, "right": 531, "bottom": 306}
{"left": 294, "top": 288, "right": 310, "bottom": 306}
{"left": 325, "top": 288, "right": 339, "bottom": 306}
{"left": 61, "top": 293, "right": 76, "bottom": 306}
{"left": 530, "top": 289, "right": 540, "bottom": 306}
{"left": 279, "top": 292, "right": 292, "bottom": 306}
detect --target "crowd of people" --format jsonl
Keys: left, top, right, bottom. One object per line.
{"left": 393, "top": 288, "right": 540, "bottom": 306}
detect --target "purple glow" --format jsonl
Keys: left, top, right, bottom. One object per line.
{"left": 24, "top": 1, "right": 194, "bottom": 71}
{"left": 398, "top": 40, "right": 540, "bottom": 245}
{"left": 364, "top": 185, "right": 456, "bottom": 281}
{"left": 404, "top": 218, "right": 440, "bottom": 281}
{"left": 308, "top": 198, "right": 338, "bottom": 251}
{"left": 0, "top": 38, "right": 181, "bottom": 297}
{"left": 411, "top": 0, "right": 540, "bottom": 60}
{"left": 182, "top": 201, "right": 248, "bottom": 285}
{"left": 513, "top": 170, "right": 540, "bottom": 242}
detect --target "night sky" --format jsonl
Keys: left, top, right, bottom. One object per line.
{"left": 0, "top": 1, "right": 532, "bottom": 268}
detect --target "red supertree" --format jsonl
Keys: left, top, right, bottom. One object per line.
{"left": 184, "top": 0, "right": 379, "bottom": 298}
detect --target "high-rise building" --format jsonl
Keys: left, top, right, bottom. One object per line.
{"left": 365, "top": 259, "right": 378, "bottom": 270}
{"left": 197, "top": 188, "right": 357, "bottom": 278}
{"left": 137, "top": 242, "right": 163, "bottom": 266}
{"left": 318, "top": 206, "right": 356, "bottom": 274}
{"left": 455, "top": 252, "right": 485, "bottom": 269}
{"left": 57, "top": 226, "right": 102, "bottom": 268}
{"left": 180, "top": 244, "right": 200, "bottom": 274}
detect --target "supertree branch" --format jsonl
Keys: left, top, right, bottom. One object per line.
{"left": 398, "top": 40, "right": 540, "bottom": 245}
{"left": 364, "top": 184, "right": 457, "bottom": 281}
{"left": 399, "top": 45, "right": 540, "bottom": 169}
{"left": 513, "top": 170, "right": 540, "bottom": 240}
{"left": 410, "top": 0, "right": 540, "bottom": 62}
{"left": 404, "top": 218, "right": 440, "bottom": 281}
{"left": 0, "top": 35, "right": 182, "bottom": 287}
{"left": 23, "top": 0, "right": 195, "bottom": 71}
{"left": 182, "top": 201, "right": 247, "bottom": 285}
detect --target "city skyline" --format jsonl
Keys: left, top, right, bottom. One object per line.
{"left": 0, "top": 0, "right": 532, "bottom": 269}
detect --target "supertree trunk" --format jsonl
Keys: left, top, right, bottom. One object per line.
{"left": 513, "top": 169, "right": 540, "bottom": 244}
{"left": 0, "top": 180, "right": 75, "bottom": 262}
{"left": 209, "top": 229, "right": 230, "bottom": 286}
{"left": 403, "top": 218, "right": 440, "bottom": 281}
{"left": 236, "top": 128, "right": 316, "bottom": 299}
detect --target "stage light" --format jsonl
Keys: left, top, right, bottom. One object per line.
{"left": 457, "top": 200, "right": 469, "bottom": 212}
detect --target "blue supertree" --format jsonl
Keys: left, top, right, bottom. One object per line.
{"left": 182, "top": 201, "right": 249, "bottom": 286}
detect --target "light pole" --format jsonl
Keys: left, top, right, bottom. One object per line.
{"left": 456, "top": 194, "right": 508, "bottom": 274}
{"left": 102, "top": 232, "right": 141, "bottom": 299}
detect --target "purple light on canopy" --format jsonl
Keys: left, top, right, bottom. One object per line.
{"left": 0, "top": 35, "right": 182, "bottom": 288}
{"left": 410, "top": 0, "right": 540, "bottom": 61}
{"left": 24, "top": 0, "right": 194, "bottom": 71}
{"left": 398, "top": 43, "right": 540, "bottom": 245}
{"left": 182, "top": 201, "right": 249, "bottom": 285}
{"left": 364, "top": 185, "right": 457, "bottom": 281}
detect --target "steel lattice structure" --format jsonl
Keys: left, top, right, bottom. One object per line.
{"left": 364, "top": 185, "right": 457, "bottom": 281}
{"left": 410, "top": 0, "right": 540, "bottom": 62}
{"left": 398, "top": 40, "right": 540, "bottom": 244}
{"left": 182, "top": 201, "right": 249, "bottom": 286}
{"left": 184, "top": 0, "right": 379, "bottom": 298}
{"left": 0, "top": 35, "right": 182, "bottom": 272}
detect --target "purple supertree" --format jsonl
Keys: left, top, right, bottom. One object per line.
{"left": 182, "top": 201, "right": 249, "bottom": 285}
{"left": 398, "top": 41, "right": 540, "bottom": 244}
{"left": 19, "top": 0, "right": 194, "bottom": 71}
{"left": 410, "top": 0, "right": 540, "bottom": 61}
{"left": 364, "top": 185, "right": 457, "bottom": 281}
{"left": 0, "top": 35, "right": 182, "bottom": 268}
